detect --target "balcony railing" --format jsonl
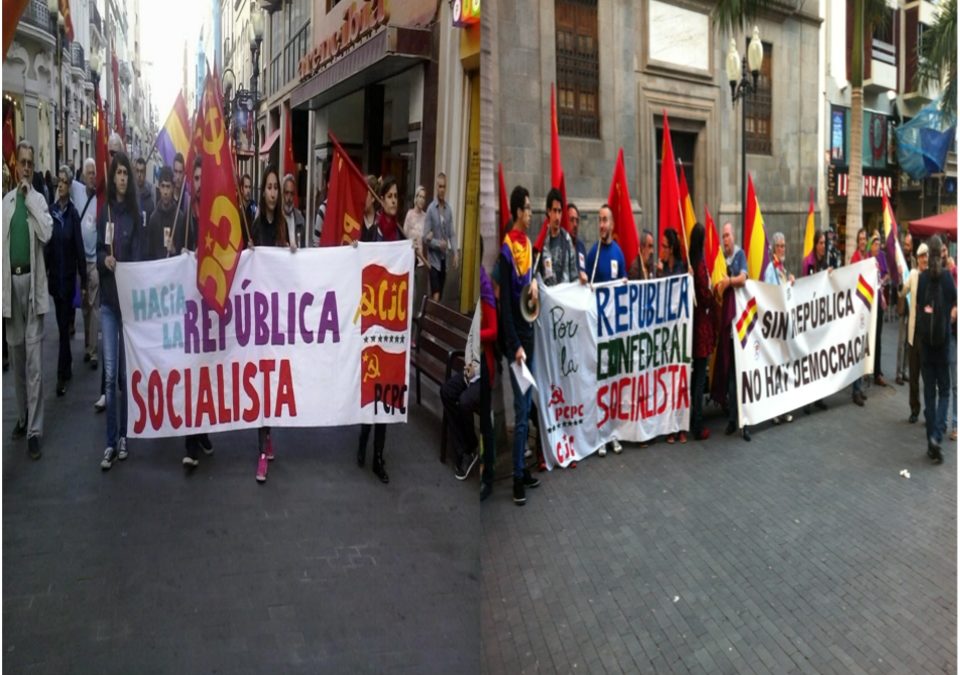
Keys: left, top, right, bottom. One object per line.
{"left": 90, "top": 3, "right": 102, "bottom": 36}
{"left": 71, "top": 43, "right": 85, "bottom": 70}
{"left": 21, "top": 0, "right": 55, "bottom": 34}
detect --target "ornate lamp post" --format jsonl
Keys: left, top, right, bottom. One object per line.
{"left": 250, "top": 7, "right": 264, "bottom": 187}
{"left": 726, "top": 26, "right": 764, "bottom": 248}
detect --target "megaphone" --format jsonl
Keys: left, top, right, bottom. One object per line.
{"left": 520, "top": 282, "right": 540, "bottom": 322}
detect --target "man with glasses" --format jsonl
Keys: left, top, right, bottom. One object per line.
{"left": 282, "top": 173, "right": 304, "bottom": 249}
{"left": 3, "top": 140, "right": 53, "bottom": 460}
{"left": 538, "top": 187, "right": 584, "bottom": 286}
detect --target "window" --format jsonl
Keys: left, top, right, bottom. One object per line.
{"left": 745, "top": 41, "right": 772, "bottom": 155}
{"left": 555, "top": 0, "right": 599, "bottom": 138}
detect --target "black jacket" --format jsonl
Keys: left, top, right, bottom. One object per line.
{"left": 46, "top": 198, "right": 87, "bottom": 301}
{"left": 144, "top": 200, "right": 185, "bottom": 261}
{"left": 97, "top": 199, "right": 142, "bottom": 311}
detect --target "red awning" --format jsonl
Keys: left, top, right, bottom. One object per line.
{"left": 909, "top": 209, "right": 958, "bottom": 242}
{"left": 259, "top": 128, "right": 281, "bottom": 156}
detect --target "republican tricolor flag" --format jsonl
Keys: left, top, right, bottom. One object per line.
{"left": 736, "top": 297, "right": 759, "bottom": 348}
{"left": 881, "top": 192, "right": 908, "bottom": 287}
{"left": 154, "top": 92, "right": 191, "bottom": 169}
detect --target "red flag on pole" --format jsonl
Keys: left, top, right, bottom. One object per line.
{"left": 321, "top": 132, "right": 368, "bottom": 247}
{"left": 3, "top": 1, "right": 30, "bottom": 60}
{"left": 94, "top": 88, "right": 109, "bottom": 219}
{"left": 535, "top": 83, "right": 569, "bottom": 252}
{"left": 283, "top": 105, "right": 298, "bottom": 208}
{"left": 3, "top": 103, "right": 16, "bottom": 181}
{"left": 607, "top": 148, "right": 639, "bottom": 268}
{"left": 658, "top": 110, "right": 684, "bottom": 264}
{"left": 60, "top": 0, "right": 74, "bottom": 42}
{"left": 498, "top": 162, "right": 510, "bottom": 239}
{"left": 112, "top": 51, "right": 122, "bottom": 138}
{"left": 196, "top": 66, "right": 244, "bottom": 315}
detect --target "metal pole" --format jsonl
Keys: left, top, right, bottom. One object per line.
{"left": 740, "top": 60, "right": 748, "bottom": 251}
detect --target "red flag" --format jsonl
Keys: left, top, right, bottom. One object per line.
{"left": 3, "top": 103, "right": 16, "bottom": 181}
{"left": 111, "top": 51, "right": 122, "bottom": 138}
{"left": 184, "top": 88, "right": 205, "bottom": 204}
{"left": 59, "top": 0, "right": 74, "bottom": 42}
{"left": 3, "top": 1, "right": 29, "bottom": 60}
{"left": 94, "top": 88, "right": 109, "bottom": 219}
{"left": 658, "top": 111, "right": 685, "bottom": 263}
{"left": 703, "top": 205, "right": 727, "bottom": 288}
{"left": 535, "top": 83, "right": 569, "bottom": 252}
{"left": 283, "top": 106, "right": 298, "bottom": 209}
{"left": 607, "top": 148, "right": 639, "bottom": 268}
{"left": 322, "top": 132, "right": 368, "bottom": 247}
{"left": 196, "top": 66, "right": 244, "bottom": 315}
{"left": 677, "top": 160, "right": 695, "bottom": 262}
{"left": 498, "top": 162, "right": 510, "bottom": 239}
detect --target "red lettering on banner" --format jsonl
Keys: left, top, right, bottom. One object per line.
{"left": 556, "top": 433, "right": 576, "bottom": 464}
{"left": 129, "top": 360, "right": 300, "bottom": 432}
{"left": 596, "top": 365, "right": 690, "bottom": 427}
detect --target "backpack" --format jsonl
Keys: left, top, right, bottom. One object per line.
{"left": 920, "top": 275, "right": 947, "bottom": 349}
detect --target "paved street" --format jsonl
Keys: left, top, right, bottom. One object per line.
{"left": 3, "top": 313, "right": 480, "bottom": 674}
{"left": 481, "top": 319, "right": 957, "bottom": 674}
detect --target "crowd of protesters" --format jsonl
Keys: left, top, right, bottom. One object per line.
{"left": 483, "top": 182, "right": 958, "bottom": 506}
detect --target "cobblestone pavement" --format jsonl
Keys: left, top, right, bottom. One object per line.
{"left": 4, "top": 313, "right": 480, "bottom": 674}
{"left": 481, "top": 320, "right": 956, "bottom": 674}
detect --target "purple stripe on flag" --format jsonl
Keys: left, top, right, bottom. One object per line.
{"left": 155, "top": 129, "right": 176, "bottom": 168}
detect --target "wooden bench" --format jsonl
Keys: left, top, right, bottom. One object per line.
{"left": 411, "top": 297, "right": 472, "bottom": 463}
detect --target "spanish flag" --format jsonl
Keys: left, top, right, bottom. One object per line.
{"left": 704, "top": 205, "right": 727, "bottom": 289}
{"left": 744, "top": 174, "right": 771, "bottom": 281}
{"left": 154, "top": 92, "right": 191, "bottom": 169}
{"left": 802, "top": 187, "right": 815, "bottom": 260}
{"left": 678, "top": 160, "right": 696, "bottom": 254}
{"left": 856, "top": 274, "right": 874, "bottom": 310}
{"left": 736, "top": 297, "right": 759, "bottom": 348}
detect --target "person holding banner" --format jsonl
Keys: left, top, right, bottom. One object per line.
{"left": 171, "top": 157, "right": 203, "bottom": 254}
{"left": 567, "top": 203, "right": 587, "bottom": 276}
{"left": 714, "top": 222, "right": 751, "bottom": 442}
{"left": 689, "top": 223, "right": 716, "bottom": 442}
{"left": 499, "top": 186, "right": 542, "bottom": 505}
{"left": 917, "top": 236, "right": 957, "bottom": 464}
{"left": 97, "top": 152, "right": 143, "bottom": 470}
{"left": 247, "top": 165, "right": 297, "bottom": 482}
{"left": 357, "top": 176, "right": 406, "bottom": 485}
{"left": 584, "top": 204, "right": 626, "bottom": 456}
{"left": 900, "top": 242, "right": 928, "bottom": 423}
{"left": 628, "top": 230, "right": 655, "bottom": 281}
{"left": 802, "top": 230, "right": 843, "bottom": 410}
{"left": 769, "top": 232, "right": 795, "bottom": 424}
{"left": 539, "top": 187, "right": 582, "bottom": 286}
{"left": 282, "top": 173, "right": 304, "bottom": 250}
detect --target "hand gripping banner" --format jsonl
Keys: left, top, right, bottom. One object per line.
{"left": 115, "top": 242, "right": 414, "bottom": 438}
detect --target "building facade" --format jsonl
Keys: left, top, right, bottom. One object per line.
{"left": 489, "top": 0, "right": 822, "bottom": 274}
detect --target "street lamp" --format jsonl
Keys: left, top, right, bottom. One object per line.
{"left": 726, "top": 26, "right": 764, "bottom": 248}
{"left": 250, "top": 7, "right": 264, "bottom": 186}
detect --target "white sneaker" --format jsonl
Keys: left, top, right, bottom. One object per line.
{"left": 598, "top": 445, "right": 607, "bottom": 457}
{"left": 100, "top": 447, "right": 116, "bottom": 470}
{"left": 611, "top": 440, "right": 623, "bottom": 454}
{"left": 93, "top": 395, "right": 106, "bottom": 412}
{"left": 117, "top": 437, "right": 128, "bottom": 460}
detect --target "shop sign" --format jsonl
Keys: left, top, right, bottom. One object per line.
{"left": 830, "top": 166, "right": 893, "bottom": 201}
{"left": 300, "top": 0, "right": 437, "bottom": 81}
{"left": 452, "top": 0, "right": 480, "bottom": 27}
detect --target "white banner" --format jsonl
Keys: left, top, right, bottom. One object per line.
{"left": 115, "top": 242, "right": 415, "bottom": 438}
{"left": 533, "top": 276, "right": 693, "bottom": 468}
{"left": 732, "top": 259, "right": 879, "bottom": 426}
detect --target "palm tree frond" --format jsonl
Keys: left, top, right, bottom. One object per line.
{"left": 916, "top": 0, "right": 957, "bottom": 114}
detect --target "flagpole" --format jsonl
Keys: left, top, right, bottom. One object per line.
{"left": 168, "top": 175, "right": 187, "bottom": 256}
{"left": 328, "top": 131, "right": 384, "bottom": 211}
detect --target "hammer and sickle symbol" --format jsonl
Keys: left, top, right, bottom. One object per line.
{"left": 353, "top": 283, "right": 376, "bottom": 324}
{"left": 362, "top": 352, "right": 381, "bottom": 383}
{"left": 202, "top": 105, "right": 225, "bottom": 166}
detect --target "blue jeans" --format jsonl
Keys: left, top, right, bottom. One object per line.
{"left": 509, "top": 351, "right": 534, "bottom": 479}
{"left": 922, "top": 356, "right": 950, "bottom": 444}
{"left": 102, "top": 304, "right": 127, "bottom": 449}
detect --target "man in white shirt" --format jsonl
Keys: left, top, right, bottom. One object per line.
{"left": 71, "top": 158, "right": 100, "bottom": 369}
